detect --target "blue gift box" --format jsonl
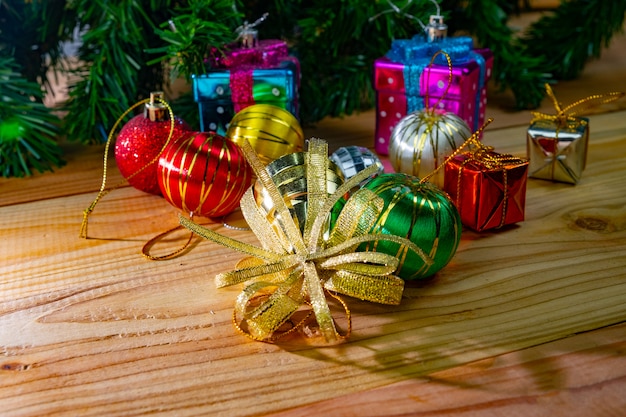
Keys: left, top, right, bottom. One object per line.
{"left": 193, "top": 52, "right": 299, "bottom": 134}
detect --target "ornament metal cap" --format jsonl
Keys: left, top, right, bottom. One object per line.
{"left": 425, "top": 14, "right": 447, "bottom": 42}
{"left": 236, "top": 12, "right": 269, "bottom": 49}
{"left": 144, "top": 91, "right": 167, "bottom": 122}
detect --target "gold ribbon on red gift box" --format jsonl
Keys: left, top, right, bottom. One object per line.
{"left": 435, "top": 118, "right": 529, "bottom": 231}
{"left": 446, "top": 140, "right": 529, "bottom": 231}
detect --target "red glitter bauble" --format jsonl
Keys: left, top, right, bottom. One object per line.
{"left": 157, "top": 132, "right": 253, "bottom": 218}
{"left": 115, "top": 114, "right": 192, "bottom": 195}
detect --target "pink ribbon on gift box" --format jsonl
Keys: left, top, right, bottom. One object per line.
{"left": 207, "top": 40, "right": 298, "bottom": 113}
{"left": 208, "top": 39, "right": 289, "bottom": 70}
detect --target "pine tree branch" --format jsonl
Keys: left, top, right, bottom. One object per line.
{"left": 61, "top": 0, "right": 176, "bottom": 143}
{"left": 521, "top": 0, "right": 626, "bottom": 80}
{"left": 459, "top": 0, "right": 550, "bottom": 109}
{"left": 0, "top": 57, "right": 64, "bottom": 178}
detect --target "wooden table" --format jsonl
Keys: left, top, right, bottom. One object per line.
{"left": 1, "top": 108, "right": 625, "bottom": 416}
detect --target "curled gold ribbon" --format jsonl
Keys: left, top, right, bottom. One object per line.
{"left": 180, "top": 138, "right": 433, "bottom": 344}
{"left": 531, "top": 83, "right": 624, "bottom": 128}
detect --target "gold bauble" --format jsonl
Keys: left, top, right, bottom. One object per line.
{"left": 226, "top": 104, "right": 304, "bottom": 165}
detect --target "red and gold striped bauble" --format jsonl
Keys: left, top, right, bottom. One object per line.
{"left": 157, "top": 132, "right": 252, "bottom": 218}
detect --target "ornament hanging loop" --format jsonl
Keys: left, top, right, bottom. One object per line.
{"left": 141, "top": 212, "right": 197, "bottom": 261}
{"left": 79, "top": 93, "right": 176, "bottom": 239}
{"left": 424, "top": 49, "right": 453, "bottom": 114}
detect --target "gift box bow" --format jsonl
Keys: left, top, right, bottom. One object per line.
{"left": 531, "top": 83, "right": 624, "bottom": 128}
{"left": 180, "top": 138, "right": 432, "bottom": 344}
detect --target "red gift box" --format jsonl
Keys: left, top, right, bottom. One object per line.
{"left": 444, "top": 149, "right": 529, "bottom": 232}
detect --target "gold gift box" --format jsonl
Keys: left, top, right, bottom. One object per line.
{"left": 526, "top": 117, "right": 589, "bottom": 184}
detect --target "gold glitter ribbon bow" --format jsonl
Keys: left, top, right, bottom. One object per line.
{"left": 180, "top": 138, "right": 433, "bottom": 344}
{"left": 531, "top": 83, "right": 624, "bottom": 127}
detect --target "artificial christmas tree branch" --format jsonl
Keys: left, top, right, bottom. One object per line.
{"left": 522, "top": 0, "right": 626, "bottom": 80}
{"left": 0, "top": 57, "right": 64, "bottom": 177}
{"left": 1, "top": 0, "right": 625, "bottom": 176}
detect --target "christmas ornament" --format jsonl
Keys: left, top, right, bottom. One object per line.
{"left": 527, "top": 84, "right": 624, "bottom": 184}
{"left": 373, "top": 6, "right": 493, "bottom": 155}
{"left": 179, "top": 138, "right": 431, "bottom": 344}
{"left": 361, "top": 172, "right": 462, "bottom": 280}
{"left": 444, "top": 136, "right": 529, "bottom": 232}
{"left": 253, "top": 151, "right": 345, "bottom": 236}
{"left": 388, "top": 106, "right": 472, "bottom": 188}
{"left": 226, "top": 104, "right": 304, "bottom": 165}
{"left": 329, "top": 146, "right": 384, "bottom": 181}
{"left": 115, "top": 91, "right": 192, "bottom": 195}
{"left": 193, "top": 14, "right": 300, "bottom": 135}
{"left": 157, "top": 131, "right": 252, "bottom": 218}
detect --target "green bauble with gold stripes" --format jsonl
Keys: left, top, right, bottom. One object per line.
{"left": 361, "top": 173, "right": 462, "bottom": 280}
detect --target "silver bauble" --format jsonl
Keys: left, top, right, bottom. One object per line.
{"left": 388, "top": 108, "right": 471, "bottom": 188}
{"left": 329, "top": 146, "right": 384, "bottom": 180}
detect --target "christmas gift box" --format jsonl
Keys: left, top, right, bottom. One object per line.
{"left": 193, "top": 21, "right": 300, "bottom": 135}
{"left": 444, "top": 141, "right": 529, "bottom": 232}
{"left": 527, "top": 117, "right": 589, "bottom": 184}
{"left": 527, "top": 84, "right": 624, "bottom": 184}
{"left": 373, "top": 31, "right": 493, "bottom": 155}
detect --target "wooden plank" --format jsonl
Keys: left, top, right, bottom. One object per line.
{"left": 272, "top": 323, "right": 626, "bottom": 417}
{"left": 1, "top": 110, "right": 625, "bottom": 416}
{"left": 0, "top": 141, "right": 125, "bottom": 207}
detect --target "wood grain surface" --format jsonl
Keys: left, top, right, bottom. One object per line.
{"left": 1, "top": 107, "right": 625, "bottom": 416}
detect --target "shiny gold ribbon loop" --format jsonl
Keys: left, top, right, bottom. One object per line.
{"left": 308, "top": 163, "right": 382, "bottom": 251}
{"left": 531, "top": 83, "right": 625, "bottom": 127}
{"left": 234, "top": 269, "right": 304, "bottom": 341}
{"left": 240, "top": 187, "right": 290, "bottom": 252}
{"left": 215, "top": 255, "right": 300, "bottom": 288}
{"left": 180, "top": 215, "right": 280, "bottom": 262}
{"left": 324, "top": 271, "right": 404, "bottom": 305}
{"left": 241, "top": 139, "right": 307, "bottom": 253}
{"left": 318, "top": 252, "right": 399, "bottom": 275}
{"left": 325, "top": 187, "right": 384, "bottom": 248}
{"left": 303, "top": 261, "right": 339, "bottom": 342}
